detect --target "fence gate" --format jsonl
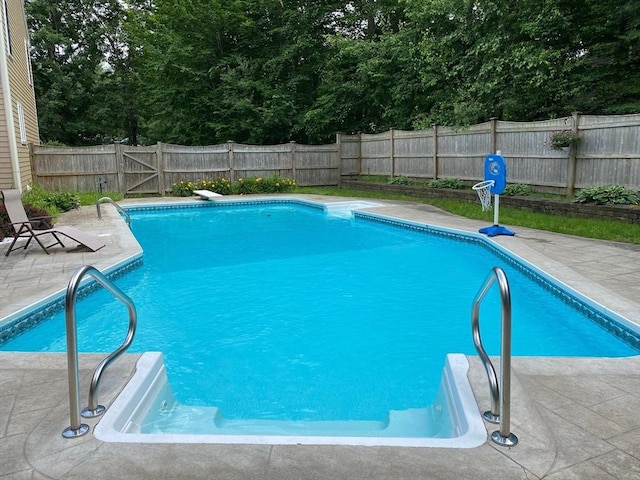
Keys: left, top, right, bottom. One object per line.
{"left": 119, "top": 145, "right": 162, "bottom": 195}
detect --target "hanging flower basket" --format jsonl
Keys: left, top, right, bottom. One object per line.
{"left": 545, "top": 130, "right": 582, "bottom": 151}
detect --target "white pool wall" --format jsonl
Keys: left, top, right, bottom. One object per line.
{"left": 94, "top": 352, "right": 487, "bottom": 447}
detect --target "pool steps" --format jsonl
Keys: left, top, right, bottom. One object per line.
{"left": 94, "top": 352, "right": 487, "bottom": 447}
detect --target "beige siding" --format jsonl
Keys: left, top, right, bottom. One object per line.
{"left": 0, "top": 0, "right": 39, "bottom": 189}
{"left": 0, "top": 83, "right": 12, "bottom": 187}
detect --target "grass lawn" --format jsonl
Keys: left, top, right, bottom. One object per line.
{"left": 296, "top": 186, "right": 640, "bottom": 245}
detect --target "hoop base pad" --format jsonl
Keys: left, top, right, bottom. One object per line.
{"left": 479, "top": 225, "right": 516, "bottom": 237}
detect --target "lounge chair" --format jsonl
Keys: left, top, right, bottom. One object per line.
{"left": 1, "top": 189, "right": 105, "bottom": 256}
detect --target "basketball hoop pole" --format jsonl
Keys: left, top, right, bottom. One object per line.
{"left": 479, "top": 152, "right": 515, "bottom": 237}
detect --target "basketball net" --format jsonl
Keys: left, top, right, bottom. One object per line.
{"left": 472, "top": 180, "right": 495, "bottom": 212}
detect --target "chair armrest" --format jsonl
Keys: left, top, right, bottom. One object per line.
{"left": 10, "top": 216, "right": 53, "bottom": 230}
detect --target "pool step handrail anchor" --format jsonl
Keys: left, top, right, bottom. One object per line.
{"left": 96, "top": 197, "right": 131, "bottom": 227}
{"left": 62, "top": 265, "right": 137, "bottom": 438}
{"left": 471, "top": 266, "right": 518, "bottom": 447}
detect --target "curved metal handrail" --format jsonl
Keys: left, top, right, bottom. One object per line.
{"left": 471, "top": 266, "right": 518, "bottom": 447}
{"left": 96, "top": 197, "right": 131, "bottom": 227}
{"left": 62, "top": 265, "right": 137, "bottom": 438}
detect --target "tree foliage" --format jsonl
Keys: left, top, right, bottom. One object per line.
{"left": 26, "top": 0, "right": 640, "bottom": 146}
{"left": 26, "top": 0, "right": 141, "bottom": 145}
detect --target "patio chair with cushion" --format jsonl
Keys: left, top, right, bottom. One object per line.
{"left": 1, "top": 189, "right": 105, "bottom": 256}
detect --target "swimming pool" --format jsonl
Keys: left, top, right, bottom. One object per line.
{"left": 1, "top": 199, "right": 638, "bottom": 446}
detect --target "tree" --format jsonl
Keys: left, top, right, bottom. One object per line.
{"left": 404, "top": 0, "right": 640, "bottom": 126}
{"left": 27, "top": 0, "right": 145, "bottom": 145}
{"left": 568, "top": 0, "right": 640, "bottom": 114}
{"left": 302, "top": 1, "right": 422, "bottom": 142}
{"left": 28, "top": 0, "right": 640, "bottom": 146}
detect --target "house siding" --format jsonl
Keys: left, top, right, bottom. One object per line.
{"left": 0, "top": 0, "right": 39, "bottom": 189}
{"left": 0, "top": 84, "right": 12, "bottom": 186}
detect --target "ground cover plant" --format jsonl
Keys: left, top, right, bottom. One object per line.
{"left": 574, "top": 185, "right": 639, "bottom": 205}
{"left": 426, "top": 178, "right": 466, "bottom": 189}
{"left": 387, "top": 176, "right": 414, "bottom": 185}
{"left": 503, "top": 184, "right": 533, "bottom": 196}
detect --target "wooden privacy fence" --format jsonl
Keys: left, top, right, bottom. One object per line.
{"left": 30, "top": 113, "right": 640, "bottom": 195}
{"left": 30, "top": 141, "right": 339, "bottom": 194}
{"left": 338, "top": 113, "right": 640, "bottom": 195}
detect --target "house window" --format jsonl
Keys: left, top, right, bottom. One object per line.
{"left": 3, "top": 0, "right": 11, "bottom": 56}
{"left": 17, "top": 102, "right": 26, "bottom": 144}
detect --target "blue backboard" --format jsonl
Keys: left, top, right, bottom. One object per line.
{"left": 484, "top": 154, "right": 507, "bottom": 195}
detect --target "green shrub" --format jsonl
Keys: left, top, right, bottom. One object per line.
{"left": 503, "top": 184, "right": 533, "bottom": 196}
{"left": 47, "top": 191, "right": 81, "bottom": 211}
{"left": 427, "top": 177, "right": 465, "bottom": 189}
{"left": 387, "top": 176, "right": 413, "bottom": 185}
{"left": 21, "top": 185, "right": 80, "bottom": 212}
{"left": 574, "top": 185, "right": 639, "bottom": 205}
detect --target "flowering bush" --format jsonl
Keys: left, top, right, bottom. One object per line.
{"left": 545, "top": 130, "right": 582, "bottom": 150}
{"left": 171, "top": 175, "right": 296, "bottom": 197}
{"left": 234, "top": 177, "right": 261, "bottom": 195}
{"left": 171, "top": 181, "right": 196, "bottom": 196}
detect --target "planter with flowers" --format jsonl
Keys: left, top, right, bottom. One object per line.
{"left": 545, "top": 130, "right": 582, "bottom": 151}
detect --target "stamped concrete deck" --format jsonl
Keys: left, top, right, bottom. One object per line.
{"left": 1, "top": 194, "right": 639, "bottom": 479}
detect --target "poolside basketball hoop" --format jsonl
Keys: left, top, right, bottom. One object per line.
{"left": 475, "top": 153, "right": 515, "bottom": 237}
{"left": 473, "top": 180, "right": 494, "bottom": 212}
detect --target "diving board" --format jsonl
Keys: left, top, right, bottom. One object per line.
{"left": 193, "top": 190, "right": 224, "bottom": 200}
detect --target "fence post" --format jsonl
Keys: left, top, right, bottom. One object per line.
{"left": 28, "top": 143, "right": 36, "bottom": 186}
{"left": 358, "top": 133, "right": 363, "bottom": 176}
{"left": 290, "top": 141, "right": 297, "bottom": 183}
{"left": 114, "top": 142, "right": 124, "bottom": 194}
{"left": 566, "top": 112, "right": 581, "bottom": 198}
{"left": 227, "top": 141, "right": 235, "bottom": 182}
{"left": 432, "top": 124, "right": 439, "bottom": 180}
{"left": 390, "top": 128, "right": 396, "bottom": 178}
{"left": 490, "top": 117, "right": 498, "bottom": 154}
{"left": 336, "top": 132, "right": 342, "bottom": 187}
{"left": 156, "top": 142, "right": 165, "bottom": 195}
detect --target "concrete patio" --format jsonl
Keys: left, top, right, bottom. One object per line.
{"left": 1, "top": 195, "right": 639, "bottom": 479}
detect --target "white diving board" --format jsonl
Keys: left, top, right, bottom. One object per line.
{"left": 193, "top": 190, "right": 224, "bottom": 200}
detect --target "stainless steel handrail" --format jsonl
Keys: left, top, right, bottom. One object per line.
{"left": 471, "top": 266, "right": 518, "bottom": 447}
{"left": 62, "top": 265, "right": 137, "bottom": 438}
{"left": 96, "top": 197, "right": 131, "bottom": 227}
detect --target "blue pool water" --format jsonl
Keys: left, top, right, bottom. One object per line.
{"left": 1, "top": 201, "right": 638, "bottom": 426}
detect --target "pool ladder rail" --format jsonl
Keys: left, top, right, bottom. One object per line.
{"left": 96, "top": 197, "right": 131, "bottom": 227}
{"left": 472, "top": 266, "right": 518, "bottom": 447}
{"left": 62, "top": 265, "right": 137, "bottom": 439}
